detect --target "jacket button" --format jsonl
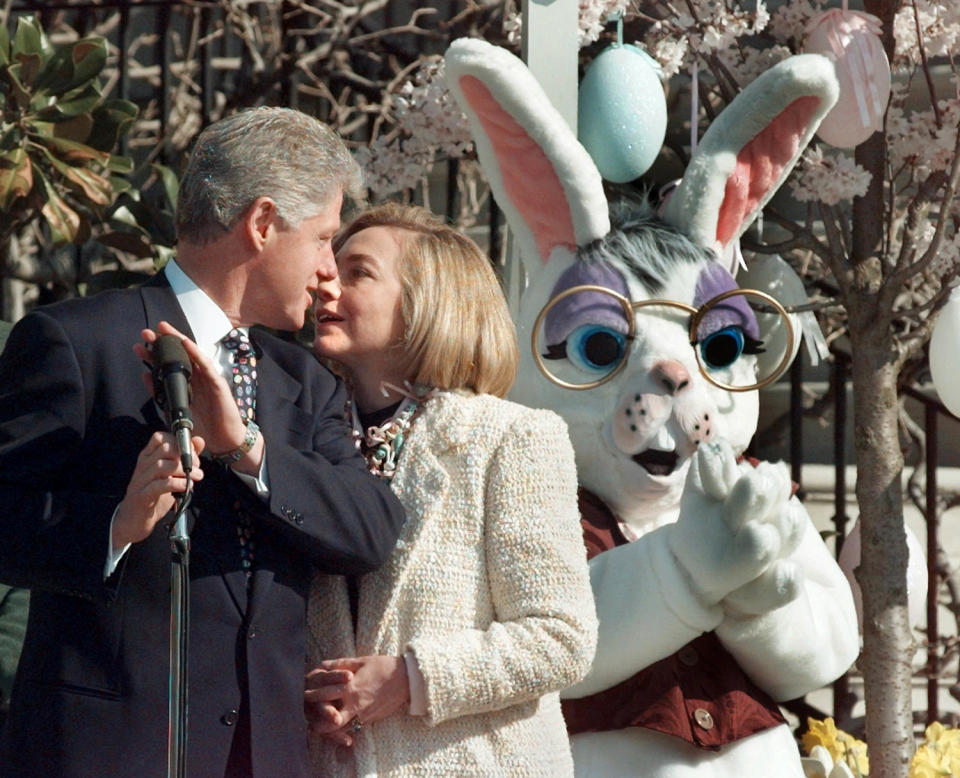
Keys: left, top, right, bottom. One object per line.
{"left": 221, "top": 709, "right": 239, "bottom": 726}
{"left": 693, "top": 707, "right": 714, "bottom": 730}
{"left": 295, "top": 513, "right": 304, "bottom": 526}
{"left": 678, "top": 646, "right": 699, "bottom": 666}
{"left": 248, "top": 625, "right": 257, "bottom": 639}
{"left": 280, "top": 504, "right": 292, "bottom": 517}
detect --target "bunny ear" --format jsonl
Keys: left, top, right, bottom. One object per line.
{"left": 444, "top": 38, "right": 610, "bottom": 276}
{"left": 662, "top": 54, "right": 839, "bottom": 254}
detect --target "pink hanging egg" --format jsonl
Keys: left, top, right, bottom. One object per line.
{"left": 804, "top": 9, "right": 890, "bottom": 148}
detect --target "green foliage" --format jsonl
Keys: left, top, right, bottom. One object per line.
{"left": 0, "top": 16, "right": 138, "bottom": 245}
{"left": 99, "top": 162, "right": 177, "bottom": 262}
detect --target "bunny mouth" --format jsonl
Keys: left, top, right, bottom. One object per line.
{"left": 632, "top": 449, "right": 680, "bottom": 476}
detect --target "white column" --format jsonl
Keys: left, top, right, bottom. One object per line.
{"left": 521, "top": 0, "right": 579, "bottom": 133}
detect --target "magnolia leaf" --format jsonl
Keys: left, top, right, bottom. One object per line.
{"left": 39, "top": 176, "right": 82, "bottom": 244}
{"left": 15, "top": 51, "right": 43, "bottom": 88}
{"left": 34, "top": 37, "right": 107, "bottom": 97}
{"left": 38, "top": 144, "right": 112, "bottom": 206}
{"left": 153, "top": 163, "right": 179, "bottom": 210}
{"left": 70, "top": 39, "right": 107, "bottom": 85}
{"left": 38, "top": 92, "right": 100, "bottom": 119}
{"left": 0, "top": 125, "right": 19, "bottom": 151}
{"left": 0, "top": 20, "right": 10, "bottom": 67}
{"left": 87, "top": 99, "right": 138, "bottom": 152}
{"left": 52, "top": 114, "right": 94, "bottom": 143}
{"left": 106, "top": 154, "right": 134, "bottom": 173}
{"left": 97, "top": 230, "right": 155, "bottom": 259}
{"left": 12, "top": 17, "right": 45, "bottom": 60}
{"left": 108, "top": 175, "right": 132, "bottom": 195}
{"left": 36, "top": 135, "right": 109, "bottom": 165}
{"left": 5, "top": 64, "right": 32, "bottom": 110}
{"left": 107, "top": 202, "right": 146, "bottom": 229}
{"left": 0, "top": 148, "right": 34, "bottom": 209}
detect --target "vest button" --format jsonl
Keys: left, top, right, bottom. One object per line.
{"left": 678, "top": 646, "right": 699, "bottom": 666}
{"left": 221, "top": 709, "right": 239, "bottom": 726}
{"left": 693, "top": 707, "right": 715, "bottom": 730}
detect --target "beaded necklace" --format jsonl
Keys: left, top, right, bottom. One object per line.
{"left": 346, "top": 383, "right": 431, "bottom": 481}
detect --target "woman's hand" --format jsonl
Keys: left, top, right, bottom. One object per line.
{"left": 305, "top": 656, "right": 409, "bottom": 744}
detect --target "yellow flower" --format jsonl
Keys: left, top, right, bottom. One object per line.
{"left": 804, "top": 718, "right": 844, "bottom": 760}
{"left": 841, "top": 736, "right": 870, "bottom": 777}
{"left": 910, "top": 743, "right": 956, "bottom": 778}
{"left": 803, "top": 718, "right": 869, "bottom": 777}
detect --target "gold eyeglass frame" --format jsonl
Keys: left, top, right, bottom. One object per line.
{"left": 531, "top": 284, "right": 796, "bottom": 392}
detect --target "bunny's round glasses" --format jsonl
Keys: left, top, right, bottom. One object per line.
{"left": 531, "top": 285, "right": 795, "bottom": 392}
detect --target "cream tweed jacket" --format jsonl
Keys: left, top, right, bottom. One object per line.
{"left": 307, "top": 390, "right": 597, "bottom": 777}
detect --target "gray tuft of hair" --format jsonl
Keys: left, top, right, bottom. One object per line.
{"left": 577, "top": 194, "right": 715, "bottom": 294}
{"left": 176, "top": 106, "right": 364, "bottom": 245}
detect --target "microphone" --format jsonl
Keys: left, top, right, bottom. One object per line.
{"left": 152, "top": 335, "right": 194, "bottom": 474}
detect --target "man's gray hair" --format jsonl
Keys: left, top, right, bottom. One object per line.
{"left": 176, "top": 107, "right": 364, "bottom": 245}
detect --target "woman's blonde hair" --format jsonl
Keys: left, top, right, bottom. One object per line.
{"left": 334, "top": 202, "right": 519, "bottom": 398}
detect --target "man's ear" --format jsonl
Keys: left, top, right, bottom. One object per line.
{"left": 243, "top": 197, "right": 278, "bottom": 250}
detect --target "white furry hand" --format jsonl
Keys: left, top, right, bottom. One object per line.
{"left": 668, "top": 439, "right": 802, "bottom": 607}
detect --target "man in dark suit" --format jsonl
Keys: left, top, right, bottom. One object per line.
{"left": 0, "top": 107, "right": 406, "bottom": 777}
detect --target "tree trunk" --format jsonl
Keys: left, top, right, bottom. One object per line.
{"left": 847, "top": 4, "right": 916, "bottom": 775}
{"left": 849, "top": 324, "right": 915, "bottom": 777}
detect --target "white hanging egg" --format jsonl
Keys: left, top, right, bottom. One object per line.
{"left": 578, "top": 44, "right": 667, "bottom": 183}
{"left": 930, "top": 287, "right": 960, "bottom": 418}
{"left": 736, "top": 253, "right": 805, "bottom": 377}
{"left": 804, "top": 10, "right": 890, "bottom": 148}
{"left": 838, "top": 518, "right": 928, "bottom": 630}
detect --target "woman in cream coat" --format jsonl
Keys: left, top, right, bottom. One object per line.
{"left": 305, "top": 202, "right": 597, "bottom": 777}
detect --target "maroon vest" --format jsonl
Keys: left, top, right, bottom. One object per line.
{"left": 561, "top": 489, "right": 787, "bottom": 751}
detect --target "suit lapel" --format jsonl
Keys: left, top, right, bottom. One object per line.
{"left": 139, "top": 273, "right": 194, "bottom": 337}
{"left": 245, "top": 331, "right": 308, "bottom": 617}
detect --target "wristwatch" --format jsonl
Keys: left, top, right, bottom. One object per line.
{"left": 212, "top": 420, "right": 260, "bottom": 465}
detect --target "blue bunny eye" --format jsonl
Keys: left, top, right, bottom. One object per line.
{"left": 699, "top": 326, "right": 745, "bottom": 370}
{"left": 565, "top": 324, "right": 628, "bottom": 375}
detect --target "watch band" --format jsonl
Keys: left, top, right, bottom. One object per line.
{"left": 212, "top": 420, "right": 260, "bottom": 465}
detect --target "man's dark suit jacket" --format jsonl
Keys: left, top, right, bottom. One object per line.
{"left": 0, "top": 275, "right": 405, "bottom": 777}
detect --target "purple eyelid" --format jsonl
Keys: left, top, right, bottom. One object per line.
{"left": 693, "top": 264, "right": 759, "bottom": 341}
{"left": 544, "top": 262, "right": 630, "bottom": 344}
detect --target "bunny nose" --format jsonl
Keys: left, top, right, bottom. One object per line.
{"left": 652, "top": 360, "right": 691, "bottom": 395}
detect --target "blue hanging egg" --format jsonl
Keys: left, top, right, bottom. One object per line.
{"left": 578, "top": 44, "right": 667, "bottom": 183}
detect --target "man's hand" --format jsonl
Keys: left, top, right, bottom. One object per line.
{"left": 113, "top": 431, "right": 205, "bottom": 548}
{"left": 134, "top": 322, "right": 263, "bottom": 475}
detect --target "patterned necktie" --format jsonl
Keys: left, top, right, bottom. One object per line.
{"left": 221, "top": 328, "right": 257, "bottom": 585}
{"left": 221, "top": 328, "right": 257, "bottom": 421}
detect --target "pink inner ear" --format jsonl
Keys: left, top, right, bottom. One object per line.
{"left": 716, "top": 96, "right": 820, "bottom": 248}
{"left": 459, "top": 75, "right": 577, "bottom": 265}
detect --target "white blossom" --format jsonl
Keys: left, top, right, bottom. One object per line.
{"left": 716, "top": 44, "right": 791, "bottom": 86}
{"left": 768, "top": 0, "right": 829, "bottom": 46}
{"left": 579, "top": 0, "right": 630, "bottom": 46}
{"left": 893, "top": 0, "right": 960, "bottom": 66}
{"left": 790, "top": 147, "right": 872, "bottom": 206}
{"left": 642, "top": 0, "right": 771, "bottom": 75}
{"left": 503, "top": 0, "right": 630, "bottom": 48}
{"left": 356, "top": 60, "right": 473, "bottom": 199}
{"left": 888, "top": 98, "right": 960, "bottom": 181}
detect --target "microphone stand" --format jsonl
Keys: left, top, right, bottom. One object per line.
{"left": 168, "top": 472, "right": 193, "bottom": 778}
